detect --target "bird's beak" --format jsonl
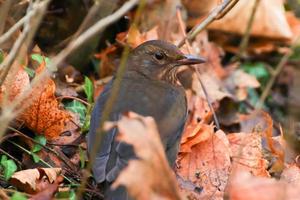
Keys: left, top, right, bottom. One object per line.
{"left": 176, "top": 54, "right": 206, "bottom": 66}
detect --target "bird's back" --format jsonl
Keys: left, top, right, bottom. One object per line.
{"left": 87, "top": 74, "right": 187, "bottom": 199}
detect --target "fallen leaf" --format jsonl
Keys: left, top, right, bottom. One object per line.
{"left": 18, "top": 63, "right": 72, "bottom": 138}
{"left": 224, "top": 69, "right": 260, "bottom": 101}
{"left": 228, "top": 170, "right": 300, "bottom": 200}
{"left": 105, "top": 112, "right": 182, "bottom": 200}
{"left": 10, "top": 168, "right": 61, "bottom": 194}
{"left": 29, "top": 176, "right": 63, "bottom": 200}
{"left": 209, "top": 0, "right": 292, "bottom": 40}
{"left": 177, "top": 124, "right": 231, "bottom": 200}
{"left": 227, "top": 132, "right": 270, "bottom": 177}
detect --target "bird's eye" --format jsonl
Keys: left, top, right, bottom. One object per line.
{"left": 154, "top": 52, "right": 164, "bottom": 60}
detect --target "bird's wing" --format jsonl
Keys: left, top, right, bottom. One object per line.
{"left": 87, "top": 80, "right": 116, "bottom": 183}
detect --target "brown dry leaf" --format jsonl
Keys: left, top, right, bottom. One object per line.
{"left": 182, "top": 0, "right": 219, "bottom": 26}
{"left": 227, "top": 132, "right": 270, "bottom": 177}
{"left": 10, "top": 168, "right": 61, "bottom": 194}
{"left": 29, "top": 176, "right": 63, "bottom": 200}
{"left": 176, "top": 124, "right": 231, "bottom": 200}
{"left": 224, "top": 69, "right": 260, "bottom": 101}
{"left": 286, "top": 11, "right": 300, "bottom": 41}
{"left": 94, "top": 45, "right": 117, "bottom": 78}
{"left": 228, "top": 169, "right": 300, "bottom": 200}
{"left": 105, "top": 112, "right": 181, "bottom": 200}
{"left": 209, "top": 0, "right": 292, "bottom": 40}
{"left": 0, "top": 66, "right": 30, "bottom": 103}
{"left": 127, "top": 25, "right": 159, "bottom": 48}
{"left": 280, "top": 164, "right": 300, "bottom": 184}
{"left": 193, "top": 72, "right": 231, "bottom": 102}
{"left": 18, "top": 63, "right": 72, "bottom": 138}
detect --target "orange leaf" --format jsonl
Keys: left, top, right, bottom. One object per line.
{"left": 228, "top": 132, "right": 270, "bottom": 177}
{"left": 176, "top": 125, "right": 231, "bottom": 199}
{"left": 17, "top": 63, "right": 72, "bottom": 138}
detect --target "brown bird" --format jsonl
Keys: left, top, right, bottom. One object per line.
{"left": 87, "top": 40, "right": 205, "bottom": 199}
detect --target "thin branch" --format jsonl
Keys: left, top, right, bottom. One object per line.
{"left": 176, "top": 8, "right": 220, "bottom": 130}
{"left": 0, "top": 8, "right": 36, "bottom": 46}
{"left": 51, "top": 0, "right": 139, "bottom": 70}
{"left": 177, "top": 0, "right": 239, "bottom": 48}
{"left": 56, "top": 95, "right": 90, "bottom": 106}
{"left": 255, "top": 36, "right": 300, "bottom": 109}
{"left": 9, "top": 140, "right": 74, "bottom": 184}
{"left": 8, "top": 126, "right": 78, "bottom": 172}
{"left": 238, "top": 0, "right": 261, "bottom": 58}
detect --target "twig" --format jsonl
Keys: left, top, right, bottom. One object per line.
{"left": 177, "top": 0, "right": 239, "bottom": 47}
{"left": 51, "top": 0, "right": 139, "bottom": 70}
{"left": 56, "top": 95, "right": 90, "bottom": 106}
{"left": 0, "top": 12, "right": 31, "bottom": 86}
{"left": 8, "top": 126, "right": 78, "bottom": 172}
{"left": 9, "top": 140, "right": 74, "bottom": 184}
{"left": 238, "top": 0, "right": 261, "bottom": 58}
{"left": 176, "top": 8, "right": 220, "bottom": 130}
{"left": 255, "top": 36, "right": 300, "bottom": 109}
{"left": 0, "top": 8, "right": 36, "bottom": 46}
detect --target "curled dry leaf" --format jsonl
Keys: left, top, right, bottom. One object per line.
{"left": 10, "top": 168, "right": 61, "bottom": 194}
{"left": 224, "top": 69, "right": 260, "bottom": 101}
{"left": 228, "top": 168, "right": 300, "bottom": 200}
{"left": 227, "top": 132, "right": 270, "bottom": 177}
{"left": 208, "top": 0, "right": 292, "bottom": 40}
{"left": 104, "top": 112, "right": 181, "bottom": 200}
{"left": 176, "top": 124, "right": 231, "bottom": 200}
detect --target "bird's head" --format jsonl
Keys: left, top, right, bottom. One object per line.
{"left": 127, "top": 40, "right": 206, "bottom": 84}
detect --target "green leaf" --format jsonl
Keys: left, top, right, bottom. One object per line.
{"left": 31, "top": 153, "right": 40, "bottom": 163}
{"left": 24, "top": 67, "right": 35, "bottom": 78}
{"left": 2, "top": 159, "right": 17, "bottom": 180}
{"left": 65, "top": 100, "right": 87, "bottom": 126}
{"left": 241, "top": 62, "right": 270, "bottom": 87}
{"left": 1, "top": 155, "right": 8, "bottom": 166}
{"left": 81, "top": 114, "right": 90, "bottom": 133}
{"left": 31, "top": 53, "right": 56, "bottom": 72}
{"left": 31, "top": 54, "right": 44, "bottom": 64}
{"left": 84, "top": 76, "right": 94, "bottom": 103}
{"left": 10, "top": 192, "right": 27, "bottom": 200}
{"left": 32, "top": 135, "right": 47, "bottom": 153}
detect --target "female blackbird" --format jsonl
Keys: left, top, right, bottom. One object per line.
{"left": 87, "top": 40, "right": 205, "bottom": 199}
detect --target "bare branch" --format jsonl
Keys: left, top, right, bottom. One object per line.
{"left": 51, "top": 0, "right": 139, "bottom": 69}
{"left": 238, "top": 0, "right": 261, "bottom": 58}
